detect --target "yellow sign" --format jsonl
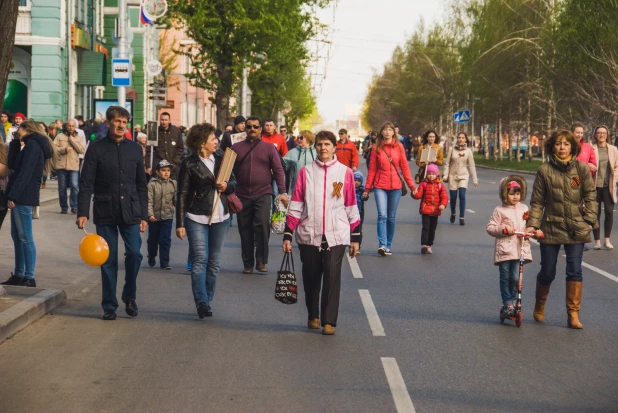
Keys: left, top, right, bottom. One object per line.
{"left": 71, "top": 24, "right": 91, "bottom": 50}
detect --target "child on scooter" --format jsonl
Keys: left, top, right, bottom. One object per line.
{"left": 412, "top": 163, "right": 448, "bottom": 254}
{"left": 486, "top": 176, "right": 541, "bottom": 315}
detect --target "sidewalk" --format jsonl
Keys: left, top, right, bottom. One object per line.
{"left": 0, "top": 185, "right": 101, "bottom": 344}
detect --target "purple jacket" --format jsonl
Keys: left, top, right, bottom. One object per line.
{"left": 232, "top": 139, "right": 286, "bottom": 199}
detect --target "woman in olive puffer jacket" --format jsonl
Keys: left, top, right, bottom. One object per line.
{"left": 526, "top": 129, "right": 597, "bottom": 329}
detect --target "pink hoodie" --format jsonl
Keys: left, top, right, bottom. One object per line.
{"left": 576, "top": 139, "right": 597, "bottom": 175}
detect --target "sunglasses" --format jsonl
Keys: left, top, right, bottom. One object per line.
{"left": 247, "top": 125, "right": 261, "bottom": 130}
{"left": 298, "top": 136, "right": 304, "bottom": 140}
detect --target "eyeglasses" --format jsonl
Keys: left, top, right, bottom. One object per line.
{"left": 338, "top": 132, "right": 345, "bottom": 135}
{"left": 596, "top": 132, "right": 608, "bottom": 136}
{"left": 247, "top": 125, "right": 261, "bottom": 130}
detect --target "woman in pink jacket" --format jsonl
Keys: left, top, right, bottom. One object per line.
{"left": 486, "top": 176, "right": 540, "bottom": 316}
{"left": 572, "top": 122, "right": 597, "bottom": 175}
{"left": 283, "top": 131, "right": 361, "bottom": 336}
{"left": 363, "top": 122, "right": 416, "bottom": 256}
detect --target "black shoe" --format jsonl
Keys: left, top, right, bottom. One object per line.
{"left": 197, "top": 302, "right": 212, "bottom": 319}
{"left": 102, "top": 310, "right": 117, "bottom": 320}
{"left": 162, "top": 265, "right": 172, "bottom": 270}
{"left": 19, "top": 278, "right": 36, "bottom": 287}
{"left": 460, "top": 217, "right": 465, "bottom": 226}
{"left": 60, "top": 210, "right": 68, "bottom": 215}
{"left": 122, "top": 296, "right": 138, "bottom": 317}
{"left": 148, "top": 257, "right": 156, "bottom": 267}
{"left": 450, "top": 214, "right": 456, "bottom": 224}
{"left": 1, "top": 273, "right": 25, "bottom": 285}
{"left": 71, "top": 208, "right": 77, "bottom": 214}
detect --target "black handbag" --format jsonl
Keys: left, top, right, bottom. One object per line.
{"left": 275, "top": 252, "right": 298, "bottom": 304}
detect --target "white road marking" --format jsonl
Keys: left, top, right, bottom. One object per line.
{"left": 560, "top": 254, "right": 618, "bottom": 283}
{"left": 359, "top": 290, "right": 385, "bottom": 336}
{"left": 347, "top": 254, "right": 363, "bottom": 278}
{"left": 490, "top": 181, "right": 496, "bottom": 184}
{"left": 381, "top": 357, "right": 416, "bottom": 413}
{"left": 466, "top": 209, "right": 476, "bottom": 213}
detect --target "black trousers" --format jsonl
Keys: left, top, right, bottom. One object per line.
{"left": 237, "top": 194, "right": 272, "bottom": 268}
{"left": 298, "top": 242, "right": 346, "bottom": 326}
{"left": 593, "top": 186, "right": 614, "bottom": 240}
{"left": 0, "top": 208, "right": 7, "bottom": 231}
{"left": 421, "top": 215, "right": 439, "bottom": 246}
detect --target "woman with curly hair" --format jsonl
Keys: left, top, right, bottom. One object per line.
{"left": 176, "top": 123, "right": 236, "bottom": 319}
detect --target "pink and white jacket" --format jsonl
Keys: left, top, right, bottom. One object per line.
{"left": 284, "top": 157, "right": 361, "bottom": 247}
{"left": 486, "top": 203, "right": 532, "bottom": 265}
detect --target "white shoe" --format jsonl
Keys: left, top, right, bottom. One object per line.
{"left": 378, "top": 247, "right": 386, "bottom": 256}
{"left": 605, "top": 241, "right": 614, "bottom": 250}
{"left": 427, "top": 246, "right": 433, "bottom": 254}
{"left": 384, "top": 249, "right": 393, "bottom": 256}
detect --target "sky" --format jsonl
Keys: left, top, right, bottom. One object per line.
{"left": 314, "top": 0, "right": 446, "bottom": 123}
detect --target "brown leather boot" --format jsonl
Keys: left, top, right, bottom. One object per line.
{"left": 566, "top": 281, "right": 583, "bottom": 329}
{"left": 533, "top": 282, "right": 551, "bottom": 323}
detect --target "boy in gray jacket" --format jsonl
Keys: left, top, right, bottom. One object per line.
{"left": 147, "top": 160, "right": 176, "bottom": 269}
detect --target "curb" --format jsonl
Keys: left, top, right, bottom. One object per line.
{"left": 475, "top": 164, "right": 538, "bottom": 177}
{"left": 0, "top": 286, "right": 67, "bottom": 344}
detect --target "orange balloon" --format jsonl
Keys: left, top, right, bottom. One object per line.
{"left": 79, "top": 234, "right": 110, "bottom": 266}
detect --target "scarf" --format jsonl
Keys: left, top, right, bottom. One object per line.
{"left": 455, "top": 144, "right": 467, "bottom": 151}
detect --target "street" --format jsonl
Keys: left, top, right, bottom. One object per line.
{"left": 1, "top": 166, "right": 617, "bottom": 413}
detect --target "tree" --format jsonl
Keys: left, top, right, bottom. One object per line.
{"left": 0, "top": 0, "right": 21, "bottom": 112}
{"left": 167, "top": 0, "right": 329, "bottom": 126}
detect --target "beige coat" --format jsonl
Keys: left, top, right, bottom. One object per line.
{"left": 592, "top": 144, "right": 618, "bottom": 203}
{"left": 443, "top": 147, "right": 478, "bottom": 191}
{"left": 54, "top": 133, "right": 85, "bottom": 171}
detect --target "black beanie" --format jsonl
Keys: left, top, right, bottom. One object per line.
{"left": 234, "top": 115, "right": 246, "bottom": 126}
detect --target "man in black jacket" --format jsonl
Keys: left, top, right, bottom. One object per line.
{"left": 219, "top": 115, "right": 246, "bottom": 152}
{"left": 145, "top": 112, "right": 185, "bottom": 178}
{"left": 77, "top": 106, "right": 148, "bottom": 321}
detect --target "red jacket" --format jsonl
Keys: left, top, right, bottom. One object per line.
{"left": 336, "top": 139, "right": 359, "bottom": 169}
{"left": 262, "top": 132, "right": 288, "bottom": 157}
{"left": 576, "top": 139, "right": 597, "bottom": 175}
{"left": 365, "top": 141, "right": 415, "bottom": 191}
{"left": 412, "top": 180, "right": 448, "bottom": 216}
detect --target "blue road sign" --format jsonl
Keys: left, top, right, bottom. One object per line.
{"left": 454, "top": 110, "right": 471, "bottom": 124}
{"left": 112, "top": 58, "right": 132, "bottom": 87}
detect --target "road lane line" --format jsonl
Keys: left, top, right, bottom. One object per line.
{"left": 490, "top": 181, "right": 496, "bottom": 184}
{"left": 347, "top": 254, "right": 363, "bottom": 278}
{"left": 560, "top": 254, "right": 618, "bottom": 283}
{"left": 466, "top": 209, "right": 476, "bottom": 213}
{"left": 381, "top": 357, "right": 416, "bottom": 413}
{"left": 359, "top": 290, "right": 385, "bottom": 336}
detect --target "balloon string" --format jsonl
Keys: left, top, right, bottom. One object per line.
{"left": 83, "top": 228, "right": 88, "bottom": 235}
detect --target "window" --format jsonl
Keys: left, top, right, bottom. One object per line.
{"left": 19, "top": 0, "right": 30, "bottom": 7}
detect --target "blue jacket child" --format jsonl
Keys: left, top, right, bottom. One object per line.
{"left": 354, "top": 171, "right": 366, "bottom": 248}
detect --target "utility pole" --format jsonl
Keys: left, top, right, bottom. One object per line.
{"left": 117, "top": 0, "right": 128, "bottom": 107}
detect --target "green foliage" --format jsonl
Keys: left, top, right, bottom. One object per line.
{"left": 167, "top": 0, "right": 328, "bottom": 126}
{"left": 362, "top": 0, "right": 618, "bottom": 139}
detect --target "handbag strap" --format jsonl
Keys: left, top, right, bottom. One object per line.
{"left": 386, "top": 145, "right": 407, "bottom": 189}
{"left": 234, "top": 139, "right": 262, "bottom": 172}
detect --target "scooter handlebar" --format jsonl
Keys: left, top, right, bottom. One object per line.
{"left": 502, "top": 229, "right": 544, "bottom": 239}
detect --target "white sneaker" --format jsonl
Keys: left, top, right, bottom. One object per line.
{"left": 384, "top": 249, "right": 393, "bottom": 256}
{"left": 427, "top": 246, "right": 433, "bottom": 254}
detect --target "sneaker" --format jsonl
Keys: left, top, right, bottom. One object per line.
{"left": 148, "top": 257, "right": 156, "bottom": 267}
{"left": 19, "top": 278, "right": 37, "bottom": 287}
{"left": 378, "top": 247, "right": 386, "bottom": 256}
{"left": 421, "top": 246, "right": 428, "bottom": 254}
{"left": 427, "top": 246, "right": 433, "bottom": 254}
{"left": 162, "top": 265, "right": 172, "bottom": 270}
{"left": 1, "top": 273, "right": 25, "bottom": 285}
{"left": 384, "top": 249, "right": 393, "bottom": 256}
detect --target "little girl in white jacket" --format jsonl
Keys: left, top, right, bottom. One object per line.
{"left": 486, "top": 176, "right": 535, "bottom": 314}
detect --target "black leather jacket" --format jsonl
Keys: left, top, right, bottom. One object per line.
{"left": 176, "top": 150, "right": 237, "bottom": 228}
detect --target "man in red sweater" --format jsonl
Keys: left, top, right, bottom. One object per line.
{"left": 336, "top": 129, "right": 359, "bottom": 171}
{"left": 262, "top": 119, "right": 288, "bottom": 157}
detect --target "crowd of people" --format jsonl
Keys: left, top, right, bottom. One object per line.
{"left": 0, "top": 107, "right": 614, "bottom": 333}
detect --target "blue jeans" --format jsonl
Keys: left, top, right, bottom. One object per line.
{"left": 11, "top": 205, "right": 36, "bottom": 279}
{"left": 186, "top": 217, "right": 230, "bottom": 307}
{"left": 56, "top": 169, "right": 79, "bottom": 211}
{"left": 538, "top": 243, "right": 584, "bottom": 285}
{"left": 374, "top": 188, "right": 402, "bottom": 249}
{"left": 498, "top": 260, "right": 519, "bottom": 306}
{"left": 147, "top": 219, "right": 173, "bottom": 267}
{"left": 449, "top": 188, "right": 466, "bottom": 217}
{"left": 96, "top": 223, "right": 143, "bottom": 311}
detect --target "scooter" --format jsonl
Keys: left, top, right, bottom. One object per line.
{"left": 499, "top": 230, "right": 544, "bottom": 327}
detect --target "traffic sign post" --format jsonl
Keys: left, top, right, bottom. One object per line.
{"left": 112, "top": 58, "right": 132, "bottom": 87}
{"left": 454, "top": 110, "right": 471, "bottom": 124}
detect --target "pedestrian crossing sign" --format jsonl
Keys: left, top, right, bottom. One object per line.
{"left": 454, "top": 110, "right": 471, "bottom": 124}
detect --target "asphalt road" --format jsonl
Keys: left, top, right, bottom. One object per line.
{"left": 1, "top": 165, "right": 617, "bottom": 413}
